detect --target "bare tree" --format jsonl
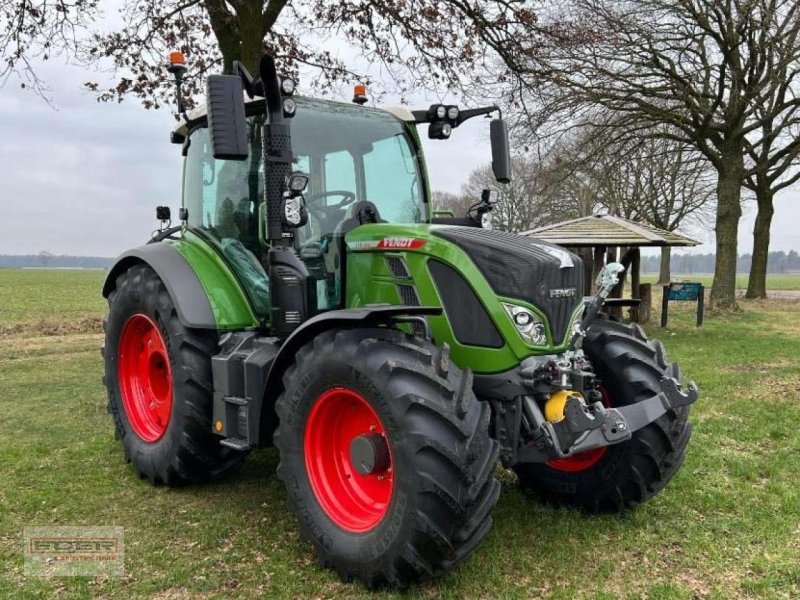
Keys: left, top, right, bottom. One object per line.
{"left": 744, "top": 109, "right": 800, "bottom": 298}
{"left": 594, "top": 135, "right": 716, "bottom": 283}
{"left": 503, "top": 0, "right": 800, "bottom": 310}
{"left": 461, "top": 156, "right": 558, "bottom": 233}
{"left": 431, "top": 190, "right": 474, "bottom": 220}
{"left": 1, "top": 1, "right": 539, "bottom": 108}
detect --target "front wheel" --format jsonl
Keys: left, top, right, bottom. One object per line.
{"left": 274, "top": 329, "right": 500, "bottom": 588}
{"left": 515, "top": 320, "right": 692, "bottom": 512}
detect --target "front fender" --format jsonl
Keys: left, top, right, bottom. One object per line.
{"left": 257, "top": 305, "right": 442, "bottom": 444}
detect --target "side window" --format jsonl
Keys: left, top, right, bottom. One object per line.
{"left": 184, "top": 126, "right": 261, "bottom": 242}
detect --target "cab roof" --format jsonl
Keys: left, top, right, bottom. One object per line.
{"left": 173, "top": 94, "right": 416, "bottom": 137}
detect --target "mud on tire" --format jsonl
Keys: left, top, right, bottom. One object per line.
{"left": 102, "top": 263, "right": 247, "bottom": 485}
{"left": 274, "top": 328, "right": 500, "bottom": 588}
{"left": 515, "top": 320, "right": 692, "bottom": 512}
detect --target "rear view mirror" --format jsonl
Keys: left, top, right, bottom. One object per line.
{"left": 490, "top": 119, "right": 511, "bottom": 183}
{"left": 206, "top": 75, "right": 248, "bottom": 161}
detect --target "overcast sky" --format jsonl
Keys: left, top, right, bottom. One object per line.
{"left": 1, "top": 50, "right": 799, "bottom": 258}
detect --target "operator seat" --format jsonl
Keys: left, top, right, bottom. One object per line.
{"left": 333, "top": 201, "right": 384, "bottom": 237}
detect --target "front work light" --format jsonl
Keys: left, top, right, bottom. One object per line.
{"left": 283, "top": 97, "right": 297, "bottom": 117}
{"left": 280, "top": 76, "right": 295, "bottom": 95}
{"left": 286, "top": 172, "right": 309, "bottom": 194}
{"left": 428, "top": 121, "right": 452, "bottom": 140}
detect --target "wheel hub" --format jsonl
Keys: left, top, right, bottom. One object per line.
{"left": 350, "top": 433, "right": 391, "bottom": 476}
{"left": 117, "top": 314, "right": 173, "bottom": 443}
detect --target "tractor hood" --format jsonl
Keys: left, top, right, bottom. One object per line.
{"left": 345, "top": 224, "right": 586, "bottom": 352}
{"left": 430, "top": 227, "right": 585, "bottom": 343}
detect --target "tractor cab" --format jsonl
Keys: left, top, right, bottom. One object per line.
{"left": 179, "top": 97, "right": 428, "bottom": 318}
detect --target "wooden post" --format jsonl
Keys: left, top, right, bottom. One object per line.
{"left": 638, "top": 283, "right": 652, "bottom": 323}
{"left": 609, "top": 247, "right": 629, "bottom": 320}
{"left": 697, "top": 284, "right": 705, "bottom": 327}
{"left": 661, "top": 285, "right": 669, "bottom": 327}
{"left": 630, "top": 248, "right": 641, "bottom": 299}
{"left": 580, "top": 247, "right": 593, "bottom": 295}
{"left": 630, "top": 248, "right": 641, "bottom": 322}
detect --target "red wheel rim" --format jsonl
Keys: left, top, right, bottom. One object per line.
{"left": 118, "top": 314, "right": 173, "bottom": 443}
{"left": 546, "top": 386, "right": 611, "bottom": 473}
{"left": 304, "top": 387, "right": 393, "bottom": 533}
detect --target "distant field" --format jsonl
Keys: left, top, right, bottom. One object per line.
{"left": 1, "top": 269, "right": 800, "bottom": 599}
{"left": 0, "top": 268, "right": 106, "bottom": 329}
{"left": 641, "top": 272, "right": 800, "bottom": 291}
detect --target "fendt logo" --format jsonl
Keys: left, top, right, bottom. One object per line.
{"left": 379, "top": 238, "right": 426, "bottom": 249}
{"left": 349, "top": 238, "right": 427, "bottom": 251}
{"left": 549, "top": 287, "right": 577, "bottom": 299}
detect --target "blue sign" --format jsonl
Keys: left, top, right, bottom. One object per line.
{"left": 667, "top": 282, "right": 702, "bottom": 301}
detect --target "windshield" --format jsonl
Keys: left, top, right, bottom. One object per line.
{"left": 182, "top": 98, "right": 426, "bottom": 316}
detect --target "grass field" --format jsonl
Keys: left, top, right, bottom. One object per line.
{"left": 640, "top": 272, "right": 800, "bottom": 291}
{"left": 1, "top": 269, "right": 799, "bottom": 599}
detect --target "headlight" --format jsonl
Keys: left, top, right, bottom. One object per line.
{"left": 447, "top": 105, "right": 459, "bottom": 121}
{"left": 435, "top": 104, "right": 447, "bottom": 119}
{"left": 502, "top": 303, "right": 547, "bottom": 345}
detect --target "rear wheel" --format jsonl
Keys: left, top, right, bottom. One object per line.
{"left": 515, "top": 320, "right": 692, "bottom": 512}
{"left": 274, "top": 329, "right": 500, "bottom": 588}
{"left": 103, "top": 263, "right": 247, "bottom": 485}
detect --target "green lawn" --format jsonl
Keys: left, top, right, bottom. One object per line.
{"left": 1, "top": 270, "right": 799, "bottom": 599}
{"left": 641, "top": 272, "right": 800, "bottom": 291}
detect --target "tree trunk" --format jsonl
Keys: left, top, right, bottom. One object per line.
{"left": 745, "top": 187, "right": 774, "bottom": 299}
{"left": 658, "top": 246, "right": 671, "bottom": 284}
{"left": 709, "top": 144, "right": 744, "bottom": 311}
{"left": 238, "top": 0, "right": 267, "bottom": 74}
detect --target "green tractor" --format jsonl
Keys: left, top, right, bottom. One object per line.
{"left": 102, "top": 54, "right": 697, "bottom": 587}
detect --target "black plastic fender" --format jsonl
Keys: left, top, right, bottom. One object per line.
{"left": 102, "top": 243, "right": 216, "bottom": 329}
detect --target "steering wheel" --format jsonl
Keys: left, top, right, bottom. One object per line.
{"left": 305, "top": 190, "right": 357, "bottom": 211}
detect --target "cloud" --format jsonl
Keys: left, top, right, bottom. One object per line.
{"left": 1, "top": 49, "right": 798, "bottom": 257}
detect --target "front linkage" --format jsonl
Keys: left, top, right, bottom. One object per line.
{"left": 479, "top": 263, "right": 698, "bottom": 468}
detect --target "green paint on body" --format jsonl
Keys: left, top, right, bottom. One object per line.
{"left": 168, "top": 230, "right": 260, "bottom": 329}
{"left": 345, "top": 223, "right": 580, "bottom": 374}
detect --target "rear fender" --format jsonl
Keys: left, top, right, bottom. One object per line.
{"left": 103, "top": 243, "right": 217, "bottom": 329}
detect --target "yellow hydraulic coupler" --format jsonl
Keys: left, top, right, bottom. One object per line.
{"left": 544, "top": 390, "right": 585, "bottom": 423}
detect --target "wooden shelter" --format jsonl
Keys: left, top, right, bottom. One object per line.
{"left": 520, "top": 214, "right": 700, "bottom": 322}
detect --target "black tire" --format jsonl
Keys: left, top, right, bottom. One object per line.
{"left": 274, "top": 328, "right": 500, "bottom": 588}
{"left": 515, "top": 320, "right": 692, "bottom": 512}
{"left": 102, "top": 263, "right": 248, "bottom": 486}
